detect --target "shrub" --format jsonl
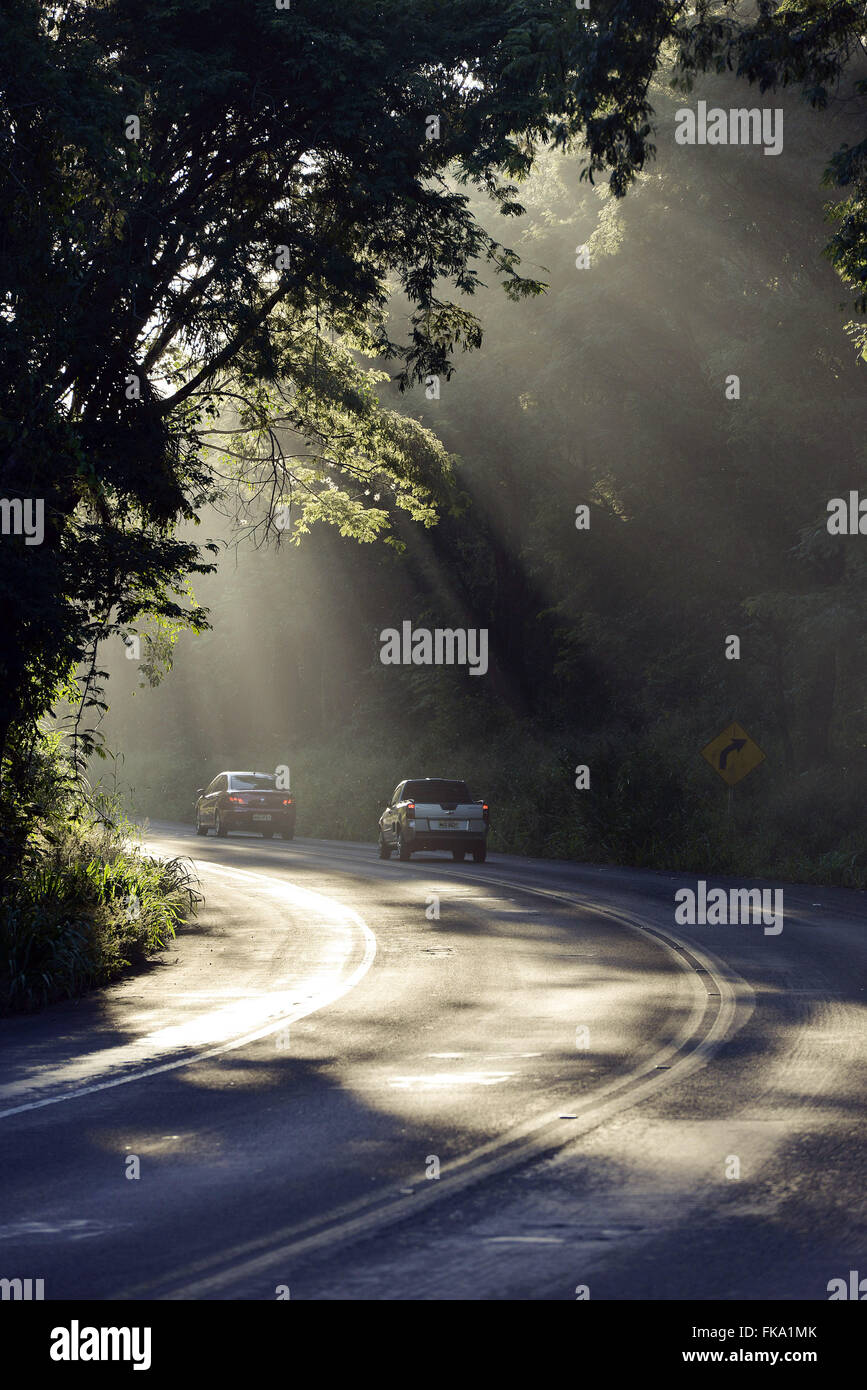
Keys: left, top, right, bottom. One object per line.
{"left": 0, "top": 737, "right": 201, "bottom": 1013}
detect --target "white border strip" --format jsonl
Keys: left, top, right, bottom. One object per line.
{"left": 0, "top": 864, "right": 377, "bottom": 1122}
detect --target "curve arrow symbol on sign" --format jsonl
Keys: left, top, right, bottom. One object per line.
{"left": 718, "top": 738, "right": 746, "bottom": 771}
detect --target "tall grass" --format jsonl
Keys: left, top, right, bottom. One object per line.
{"left": 0, "top": 739, "right": 202, "bottom": 1013}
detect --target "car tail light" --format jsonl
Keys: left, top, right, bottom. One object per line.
{"left": 482, "top": 803, "right": 489, "bottom": 823}
{"left": 282, "top": 798, "right": 294, "bottom": 806}
{"left": 228, "top": 795, "right": 245, "bottom": 804}
{"left": 406, "top": 800, "right": 415, "bottom": 811}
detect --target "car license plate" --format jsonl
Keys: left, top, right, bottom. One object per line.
{"left": 253, "top": 814, "right": 272, "bottom": 822}
{"left": 436, "top": 821, "right": 461, "bottom": 830}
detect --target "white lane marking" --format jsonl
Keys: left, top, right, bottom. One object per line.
{"left": 0, "top": 1219, "right": 109, "bottom": 1242}
{"left": 0, "top": 863, "right": 376, "bottom": 1122}
{"left": 388, "top": 1071, "right": 515, "bottom": 1090}
{"left": 485, "top": 1236, "right": 565, "bottom": 1245}
{"left": 148, "top": 878, "right": 751, "bottom": 1297}
{"left": 483, "top": 1052, "right": 542, "bottom": 1059}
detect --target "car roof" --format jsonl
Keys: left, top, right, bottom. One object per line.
{"left": 399, "top": 777, "right": 468, "bottom": 788}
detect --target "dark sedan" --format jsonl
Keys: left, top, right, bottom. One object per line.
{"left": 195, "top": 771, "right": 295, "bottom": 839}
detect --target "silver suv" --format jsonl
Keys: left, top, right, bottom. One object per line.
{"left": 378, "top": 778, "right": 489, "bottom": 862}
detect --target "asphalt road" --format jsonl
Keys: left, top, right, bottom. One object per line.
{"left": 1, "top": 824, "right": 865, "bottom": 1301}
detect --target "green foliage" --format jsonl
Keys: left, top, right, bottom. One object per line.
{"left": 113, "top": 712, "right": 867, "bottom": 890}
{"left": 98, "top": 104, "right": 867, "bottom": 886}
{"left": 4, "top": 1, "right": 867, "bottom": 898}
{"left": 209, "top": 327, "right": 453, "bottom": 546}
{"left": 0, "top": 736, "right": 201, "bottom": 1013}
{"left": 0, "top": 0, "right": 596, "bottom": 863}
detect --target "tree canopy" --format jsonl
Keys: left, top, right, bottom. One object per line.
{"left": 2, "top": 1, "right": 866, "bottom": 875}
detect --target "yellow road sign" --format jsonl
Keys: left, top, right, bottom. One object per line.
{"left": 701, "top": 722, "right": 766, "bottom": 786}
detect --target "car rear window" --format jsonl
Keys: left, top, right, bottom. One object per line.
{"left": 403, "top": 780, "right": 471, "bottom": 803}
{"left": 229, "top": 774, "right": 276, "bottom": 790}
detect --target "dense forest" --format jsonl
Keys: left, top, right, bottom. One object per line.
{"left": 98, "top": 76, "right": 867, "bottom": 884}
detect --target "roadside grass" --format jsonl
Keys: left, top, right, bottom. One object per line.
{"left": 0, "top": 741, "right": 202, "bottom": 1014}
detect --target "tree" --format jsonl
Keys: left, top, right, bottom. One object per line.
{"left": 2, "top": 0, "right": 865, "bottom": 878}
{"left": 0, "top": 0, "right": 598, "bottom": 872}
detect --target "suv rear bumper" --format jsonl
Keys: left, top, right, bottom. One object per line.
{"left": 406, "top": 828, "right": 486, "bottom": 851}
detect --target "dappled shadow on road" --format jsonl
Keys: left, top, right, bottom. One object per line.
{"left": 0, "top": 847, "right": 698, "bottom": 1297}
{"left": 2, "top": 832, "right": 866, "bottom": 1299}
{"left": 282, "top": 1003, "right": 867, "bottom": 1301}
{"left": 0, "top": 1037, "right": 656, "bottom": 1298}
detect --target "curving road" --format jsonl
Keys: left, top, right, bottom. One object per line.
{"left": 0, "top": 824, "right": 865, "bottom": 1301}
